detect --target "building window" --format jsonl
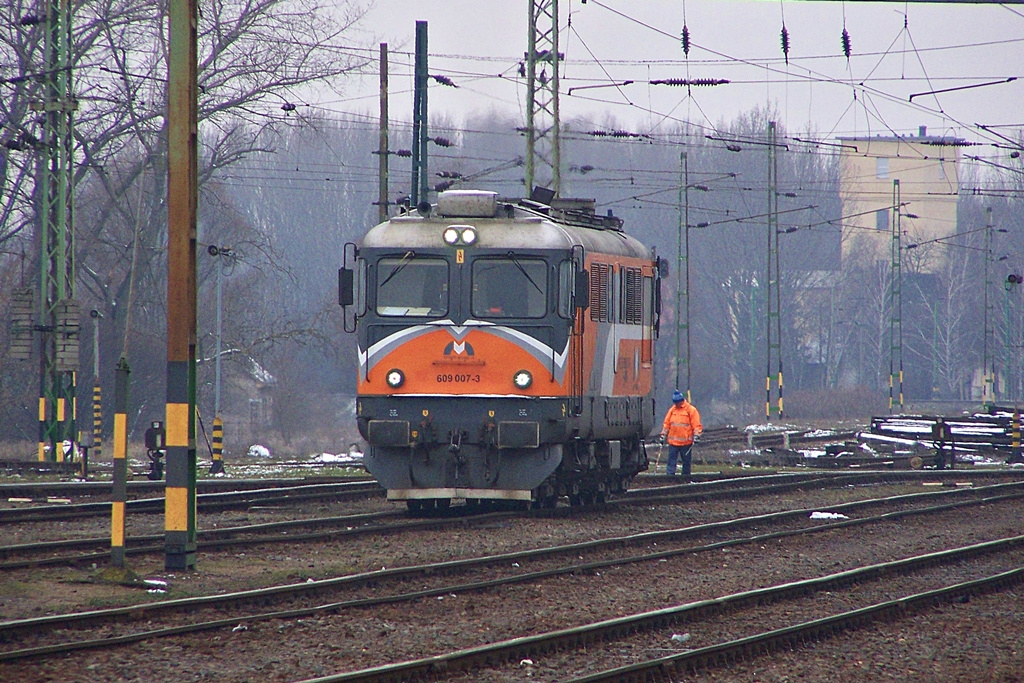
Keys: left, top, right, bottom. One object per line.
{"left": 876, "top": 208, "right": 889, "bottom": 232}
{"left": 876, "top": 157, "right": 889, "bottom": 179}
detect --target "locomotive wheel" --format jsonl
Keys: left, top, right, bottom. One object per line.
{"left": 406, "top": 500, "right": 423, "bottom": 514}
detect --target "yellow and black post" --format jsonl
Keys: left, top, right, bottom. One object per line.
{"left": 37, "top": 394, "right": 46, "bottom": 462}
{"left": 1012, "top": 409, "right": 1021, "bottom": 464}
{"left": 55, "top": 396, "right": 65, "bottom": 462}
{"left": 91, "top": 309, "right": 103, "bottom": 462}
{"left": 111, "top": 357, "right": 129, "bottom": 567}
{"left": 210, "top": 416, "right": 224, "bottom": 474}
{"left": 165, "top": 0, "right": 199, "bottom": 571}
{"left": 93, "top": 382, "right": 102, "bottom": 459}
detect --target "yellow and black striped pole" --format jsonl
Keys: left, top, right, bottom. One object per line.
{"left": 37, "top": 395, "right": 47, "bottom": 462}
{"left": 55, "top": 396, "right": 65, "bottom": 462}
{"left": 210, "top": 416, "right": 224, "bottom": 474}
{"left": 165, "top": 0, "right": 199, "bottom": 572}
{"left": 111, "top": 357, "right": 129, "bottom": 567}
{"left": 93, "top": 382, "right": 102, "bottom": 459}
{"left": 1013, "top": 409, "right": 1021, "bottom": 462}
{"left": 91, "top": 309, "right": 103, "bottom": 462}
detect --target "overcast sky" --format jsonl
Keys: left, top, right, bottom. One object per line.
{"left": 331, "top": 0, "right": 1023, "bottom": 161}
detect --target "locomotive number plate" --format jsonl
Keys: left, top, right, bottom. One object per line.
{"left": 436, "top": 373, "right": 481, "bottom": 383}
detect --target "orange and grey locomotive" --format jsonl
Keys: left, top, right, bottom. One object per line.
{"left": 338, "top": 190, "right": 663, "bottom": 509}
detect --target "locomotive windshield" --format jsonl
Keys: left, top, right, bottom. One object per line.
{"left": 472, "top": 257, "right": 547, "bottom": 318}
{"left": 376, "top": 255, "right": 448, "bottom": 316}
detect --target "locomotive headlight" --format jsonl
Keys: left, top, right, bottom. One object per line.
{"left": 460, "top": 227, "right": 477, "bottom": 245}
{"left": 513, "top": 370, "right": 533, "bottom": 390}
{"left": 385, "top": 369, "right": 405, "bottom": 388}
{"left": 442, "top": 227, "right": 460, "bottom": 245}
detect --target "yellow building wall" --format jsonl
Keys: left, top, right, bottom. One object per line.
{"left": 839, "top": 137, "right": 960, "bottom": 273}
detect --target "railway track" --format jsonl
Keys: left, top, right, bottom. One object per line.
{"left": 0, "top": 471, "right": 954, "bottom": 568}
{"left": 3, "top": 470, "right": 1020, "bottom": 570}
{"left": 299, "top": 537, "right": 1024, "bottom": 683}
{"left": 0, "top": 475, "right": 371, "bottom": 500}
{"left": 0, "top": 479, "right": 383, "bottom": 524}
{"left": 1, "top": 481, "right": 1022, "bottom": 666}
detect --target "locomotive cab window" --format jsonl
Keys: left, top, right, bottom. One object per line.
{"left": 472, "top": 257, "right": 547, "bottom": 318}
{"left": 376, "top": 255, "right": 449, "bottom": 317}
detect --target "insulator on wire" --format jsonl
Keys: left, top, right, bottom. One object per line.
{"left": 681, "top": 25, "right": 691, "bottom": 57}
{"left": 395, "top": 149, "right": 412, "bottom": 158}
{"left": 780, "top": 26, "right": 790, "bottom": 65}
{"left": 651, "top": 78, "right": 729, "bottom": 87}
{"left": 431, "top": 74, "right": 457, "bottom": 88}
{"left": 587, "top": 130, "right": 647, "bottom": 139}
{"left": 841, "top": 28, "right": 852, "bottom": 60}
{"left": 436, "top": 171, "right": 462, "bottom": 179}
{"left": 281, "top": 102, "right": 296, "bottom": 112}
{"left": 19, "top": 14, "right": 42, "bottom": 26}
{"left": 431, "top": 137, "right": 453, "bottom": 147}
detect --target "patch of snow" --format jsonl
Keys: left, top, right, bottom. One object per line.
{"left": 311, "top": 451, "right": 363, "bottom": 465}
{"left": 247, "top": 444, "right": 271, "bottom": 458}
{"left": 810, "top": 511, "right": 849, "bottom": 520}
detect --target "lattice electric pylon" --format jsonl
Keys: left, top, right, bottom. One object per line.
{"left": 35, "top": 0, "right": 78, "bottom": 461}
{"left": 525, "top": 0, "right": 561, "bottom": 195}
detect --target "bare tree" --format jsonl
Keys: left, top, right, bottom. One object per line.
{"left": 0, "top": 0, "right": 372, "bottom": 437}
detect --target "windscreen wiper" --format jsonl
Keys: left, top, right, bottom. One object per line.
{"left": 506, "top": 251, "right": 543, "bottom": 293}
{"left": 378, "top": 250, "right": 416, "bottom": 289}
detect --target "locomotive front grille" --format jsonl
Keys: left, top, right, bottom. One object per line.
{"left": 497, "top": 421, "right": 540, "bottom": 449}
{"left": 367, "top": 419, "right": 411, "bottom": 447}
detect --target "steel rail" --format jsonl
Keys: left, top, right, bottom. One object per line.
{"left": 0, "top": 471, "right": 924, "bottom": 567}
{"left": 1, "top": 472, "right": 1018, "bottom": 570}
{"left": 0, "top": 472, "right": 835, "bottom": 564}
{"left": 0, "top": 475, "right": 371, "bottom": 499}
{"left": 2, "top": 485, "right": 1023, "bottom": 662}
{"left": 0, "top": 480, "right": 383, "bottom": 523}
{"left": 568, "top": 567, "right": 1024, "bottom": 682}
{"left": 282, "top": 534, "right": 1024, "bottom": 682}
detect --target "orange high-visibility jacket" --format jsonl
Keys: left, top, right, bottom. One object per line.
{"left": 660, "top": 401, "right": 703, "bottom": 446}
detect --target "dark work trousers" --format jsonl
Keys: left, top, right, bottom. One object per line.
{"left": 666, "top": 443, "right": 693, "bottom": 476}
{"left": 936, "top": 442, "right": 955, "bottom": 469}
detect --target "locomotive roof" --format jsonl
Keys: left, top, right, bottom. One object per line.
{"left": 360, "top": 190, "right": 651, "bottom": 259}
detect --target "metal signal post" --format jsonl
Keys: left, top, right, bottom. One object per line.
{"left": 165, "top": 0, "right": 199, "bottom": 571}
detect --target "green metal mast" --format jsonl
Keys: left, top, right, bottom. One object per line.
{"left": 676, "top": 152, "right": 690, "bottom": 399}
{"left": 888, "top": 180, "right": 903, "bottom": 413}
{"left": 525, "top": 0, "right": 560, "bottom": 195}
{"left": 983, "top": 207, "right": 994, "bottom": 408}
{"left": 410, "top": 21, "right": 428, "bottom": 206}
{"left": 36, "top": 0, "right": 78, "bottom": 461}
{"left": 766, "top": 121, "right": 782, "bottom": 421}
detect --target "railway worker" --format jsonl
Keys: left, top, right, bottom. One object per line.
{"left": 931, "top": 417, "right": 955, "bottom": 469}
{"left": 659, "top": 390, "right": 703, "bottom": 477}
